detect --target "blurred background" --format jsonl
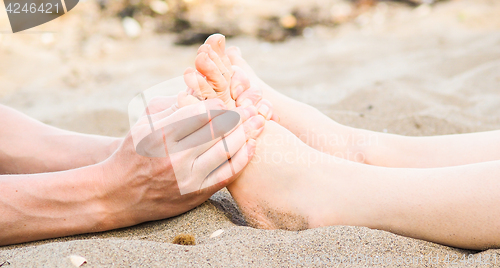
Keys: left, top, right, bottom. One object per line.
{"left": 0, "top": 0, "right": 499, "bottom": 138}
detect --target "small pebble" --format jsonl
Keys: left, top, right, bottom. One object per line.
{"left": 210, "top": 229, "right": 224, "bottom": 238}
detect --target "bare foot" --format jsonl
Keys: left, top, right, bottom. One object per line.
{"left": 192, "top": 35, "right": 351, "bottom": 231}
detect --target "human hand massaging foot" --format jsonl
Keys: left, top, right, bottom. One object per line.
{"left": 101, "top": 71, "right": 266, "bottom": 232}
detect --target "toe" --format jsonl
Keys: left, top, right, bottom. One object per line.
{"left": 204, "top": 34, "right": 233, "bottom": 74}
{"left": 243, "top": 115, "right": 266, "bottom": 140}
{"left": 195, "top": 52, "right": 229, "bottom": 95}
{"left": 176, "top": 91, "right": 200, "bottom": 108}
{"left": 230, "top": 65, "right": 251, "bottom": 100}
{"left": 204, "top": 34, "right": 225, "bottom": 56}
{"left": 207, "top": 45, "right": 232, "bottom": 83}
{"left": 226, "top": 46, "right": 242, "bottom": 57}
{"left": 183, "top": 67, "right": 216, "bottom": 100}
{"left": 199, "top": 44, "right": 232, "bottom": 83}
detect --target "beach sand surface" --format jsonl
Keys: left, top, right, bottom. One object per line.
{"left": 1, "top": 0, "right": 500, "bottom": 266}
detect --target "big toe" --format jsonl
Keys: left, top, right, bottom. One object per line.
{"left": 204, "top": 34, "right": 233, "bottom": 72}
{"left": 195, "top": 52, "right": 228, "bottom": 93}
{"left": 204, "top": 34, "right": 225, "bottom": 56}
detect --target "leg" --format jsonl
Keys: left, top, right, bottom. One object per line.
{"left": 222, "top": 43, "right": 500, "bottom": 168}
{"left": 230, "top": 121, "right": 500, "bottom": 250}
{"left": 193, "top": 40, "right": 500, "bottom": 249}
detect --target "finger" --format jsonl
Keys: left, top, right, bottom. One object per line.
{"left": 201, "top": 138, "right": 257, "bottom": 190}
{"left": 193, "top": 122, "right": 246, "bottom": 175}
{"left": 173, "top": 104, "right": 257, "bottom": 155}
{"left": 151, "top": 91, "right": 205, "bottom": 123}
{"left": 174, "top": 109, "right": 239, "bottom": 154}
{"left": 155, "top": 99, "right": 226, "bottom": 141}
{"left": 133, "top": 93, "right": 197, "bottom": 151}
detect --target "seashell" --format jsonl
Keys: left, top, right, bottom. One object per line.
{"left": 68, "top": 255, "right": 87, "bottom": 267}
{"left": 210, "top": 229, "right": 224, "bottom": 238}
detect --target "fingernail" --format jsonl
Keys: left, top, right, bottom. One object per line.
{"left": 257, "top": 104, "right": 270, "bottom": 118}
{"left": 240, "top": 98, "right": 253, "bottom": 108}
{"left": 249, "top": 115, "right": 265, "bottom": 130}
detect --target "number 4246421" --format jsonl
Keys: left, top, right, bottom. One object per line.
{"left": 6, "top": 3, "right": 60, "bottom": 14}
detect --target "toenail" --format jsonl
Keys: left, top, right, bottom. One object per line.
{"left": 257, "top": 104, "right": 270, "bottom": 118}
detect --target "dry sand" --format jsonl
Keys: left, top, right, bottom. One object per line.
{"left": 1, "top": 0, "right": 500, "bottom": 267}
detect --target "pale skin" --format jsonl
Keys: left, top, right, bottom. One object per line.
{"left": 0, "top": 86, "right": 265, "bottom": 245}
{"left": 193, "top": 34, "right": 500, "bottom": 250}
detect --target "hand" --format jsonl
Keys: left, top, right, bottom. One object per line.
{"left": 95, "top": 94, "right": 265, "bottom": 229}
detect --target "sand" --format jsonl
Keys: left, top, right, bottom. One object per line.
{"left": 1, "top": 0, "right": 500, "bottom": 266}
